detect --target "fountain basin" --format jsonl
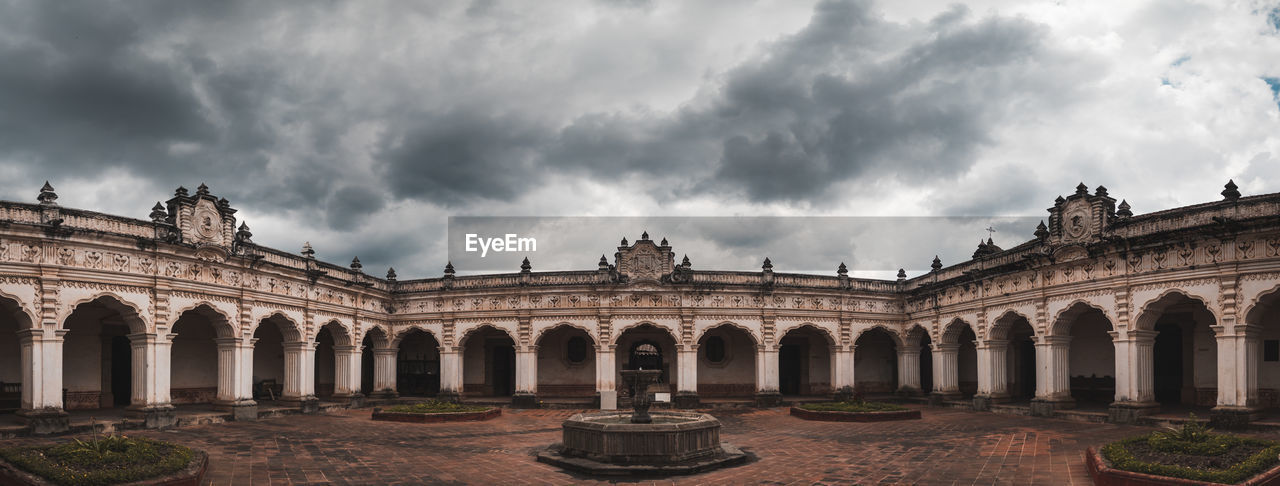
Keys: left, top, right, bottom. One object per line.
{"left": 536, "top": 411, "right": 749, "bottom": 476}
{"left": 562, "top": 411, "right": 721, "bottom": 464}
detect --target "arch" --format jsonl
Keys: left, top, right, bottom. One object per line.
{"left": 904, "top": 324, "right": 930, "bottom": 347}
{"left": 695, "top": 322, "right": 757, "bottom": 398}
{"left": 535, "top": 322, "right": 598, "bottom": 347}
{"left": 1134, "top": 289, "right": 1219, "bottom": 333}
{"left": 252, "top": 311, "right": 303, "bottom": 342}
{"left": 0, "top": 291, "right": 36, "bottom": 329}
{"left": 0, "top": 292, "right": 34, "bottom": 329}
{"left": 852, "top": 324, "right": 904, "bottom": 348}
{"left": 62, "top": 293, "right": 148, "bottom": 409}
{"left": 1244, "top": 283, "right": 1280, "bottom": 326}
{"left": 695, "top": 321, "right": 759, "bottom": 347}
{"left": 316, "top": 320, "right": 353, "bottom": 347}
{"left": 458, "top": 323, "right": 516, "bottom": 347}
{"left": 940, "top": 318, "right": 975, "bottom": 344}
{"left": 988, "top": 309, "right": 1035, "bottom": 341}
{"left": 612, "top": 320, "right": 680, "bottom": 346}
{"left": 1132, "top": 289, "right": 1218, "bottom": 407}
{"left": 362, "top": 324, "right": 391, "bottom": 349}
{"left": 854, "top": 326, "right": 900, "bottom": 393}
{"left": 779, "top": 323, "right": 837, "bottom": 347}
{"left": 61, "top": 293, "right": 148, "bottom": 334}
{"left": 536, "top": 324, "right": 597, "bottom": 399}
{"left": 169, "top": 304, "right": 230, "bottom": 405}
{"left": 1050, "top": 300, "right": 1112, "bottom": 337}
{"left": 391, "top": 325, "right": 441, "bottom": 350}
{"left": 171, "top": 303, "right": 236, "bottom": 338}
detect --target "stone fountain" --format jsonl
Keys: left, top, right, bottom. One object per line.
{"left": 536, "top": 348, "right": 748, "bottom": 476}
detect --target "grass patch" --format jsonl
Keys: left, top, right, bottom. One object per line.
{"left": 1100, "top": 416, "right": 1280, "bottom": 484}
{"left": 383, "top": 400, "right": 490, "bottom": 414}
{"left": 0, "top": 435, "right": 193, "bottom": 486}
{"left": 798, "top": 401, "right": 907, "bottom": 413}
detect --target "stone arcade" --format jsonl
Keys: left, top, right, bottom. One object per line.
{"left": 1, "top": 181, "right": 1279, "bottom": 433}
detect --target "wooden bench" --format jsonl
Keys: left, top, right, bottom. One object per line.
{"left": 0, "top": 382, "right": 20, "bottom": 412}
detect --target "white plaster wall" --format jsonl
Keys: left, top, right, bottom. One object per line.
{"left": 1193, "top": 325, "right": 1217, "bottom": 388}
{"left": 170, "top": 316, "right": 217, "bottom": 389}
{"left": 696, "top": 327, "right": 755, "bottom": 396}
{"left": 1069, "top": 314, "right": 1115, "bottom": 378}
{"left": 536, "top": 329, "right": 595, "bottom": 389}
{"left": 63, "top": 311, "right": 106, "bottom": 391}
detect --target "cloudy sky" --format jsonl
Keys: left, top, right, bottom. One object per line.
{"left": 1, "top": 0, "right": 1278, "bottom": 279}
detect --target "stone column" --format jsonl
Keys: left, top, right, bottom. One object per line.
{"left": 831, "top": 345, "right": 855, "bottom": 399}
{"left": 674, "top": 345, "right": 699, "bottom": 408}
{"left": 127, "top": 332, "right": 176, "bottom": 428}
{"left": 896, "top": 348, "right": 921, "bottom": 395}
{"left": 512, "top": 346, "right": 538, "bottom": 408}
{"left": 435, "top": 348, "right": 459, "bottom": 402}
{"left": 931, "top": 343, "right": 960, "bottom": 400}
{"left": 974, "top": 339, "right": 1009, "bottom": 410}
{"left": 1108, "top": 330, "right": 1158, "bottom": 423}
{"left": 755, "top": 345, "right": 781, "bottom": 407}
{"left": 1029, "top": 335, "right": 1073, "bottom": 416}
{"left": 16, "top": 328, "right": 69, "bottom": 434}
{"left": 332, "top": 345, "right": 363, "bottom": 406}
{"left": 1212, "top": 324, "right": 1261, "bottom": 426}
{"left": 596, "top": 345, "right": 616, "bottom": 409}
{"left": 281, "top": 341, "right": 319, "bottom": 413}
{"left": 213, "top": 337, "right": 257, "bottom": 420}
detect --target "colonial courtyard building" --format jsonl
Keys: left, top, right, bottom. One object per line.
{"left": 1, "top": 181, "right": 1278, "bottom": 433}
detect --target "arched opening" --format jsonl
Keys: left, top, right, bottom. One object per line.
{"left": 1054, "top": 303, "right": 1115, "bottom": 407}
{"left": 252, "top": 314, "right": 301, "bottom": 402}
{"left": 696, "top": 324, "right": 756, "bottom": 399}
{"left": 941, "top": 321, "right": 978, "bottom": 398}
{"left": 169, "top": 306, "right": 232, "bottom": 407}
{"left": 904, "top": 326, "right": 933, "bottom": 394}
{"left": 1248, "top": 288, "right": 1280, "bottom": 410}
{"left": 395, "top": 329, "right": 440, "bottom": 397}
{"left": 1136, "top": 292, "right": 1218, "bottom": 408}
{"left": 990, "top": 313, "right": 1037, "bottom": 402}
{"left": 0, "top": 298, "right": 31, "bottom": 413}
{"left": 461, "top": 326, "right": 515, "bottom": 398}
{"left": 62, "top": 296, "right": 144, "bottom": 410}
{"left": 854, "top": 328, "right": 898, "bottom": 394}
{"left": 614, "top": 324, "right": 678, "bottom": 398}
{"left": 536, "top": 325, "right": 596, "bottom": 399}
{"left": 778, "top": 325, "right": 833, "bottom": 397}
{"left": 361, "top": 327, "right": 389, "bottom": 396}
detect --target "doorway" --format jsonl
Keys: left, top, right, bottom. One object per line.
{"left": 490, "top": 344, "right": 515, "bottom": 396}
{"left": 1154, "top": 323, "right": 1183, "bottom": 404}
{"left": 110, "top": 336, "right": 132, "bottom": 407}
{"left": 779, "top": 343, "right": 804, "bottom": 395}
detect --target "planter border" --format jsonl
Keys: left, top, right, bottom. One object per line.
{"left": 0, "top": 448, "right": 207, "bottom": 486}
{"left": 371, "top": 407, "right": 501, "bottom": 423}
{"left": 1085, "top": 446, "right": 1280, "bottom": 486}
{"left": 789, "top": 406, "right": 920, "bottom": 422}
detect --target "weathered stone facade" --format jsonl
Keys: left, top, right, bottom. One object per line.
{"left": 1, "top": 181, "right": 1278, "bottom": 431}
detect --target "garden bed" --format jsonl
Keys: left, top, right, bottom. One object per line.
{"left": 1087, "top": 418, "right": 1280, "bottom": 485}
{"left": 790, "top": 401, "right": 920, "bottom": 422}
{"left": 372, "top": 401, "right": 500, "bottom": 423}
{"left": 0, "top": 435, "right": 207, "bottom": 486}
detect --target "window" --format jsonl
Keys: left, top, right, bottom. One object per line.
{"left": 566, "top": 336, "right": 588, "bottom": 364}
{"left": 1266, "top": 340, "right": 1279, "bottom": 362}
{"left": 705, "top": 336, "right": 726, "bottom": 363}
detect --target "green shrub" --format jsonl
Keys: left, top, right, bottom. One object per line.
{"left": 1100, "top": 420, "right": 1280, "bottom": 485}
{"left": 799, "top": 401, "right": 907, "bottom": 413}
{"left": 0, "top": 435, "right": 193, "bottom": 486}
{"left": 383, "top": 400, "right": 489, "bottom": 414}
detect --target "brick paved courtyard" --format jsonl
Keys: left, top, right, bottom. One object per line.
{"left": 3, "top": 406, "right": 1161, "bottom": 485}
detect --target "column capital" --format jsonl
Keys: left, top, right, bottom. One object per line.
{"left": 932, "top": 343, "right": 960, "bottom": 352}
{"left": 1038, "top": 335, "right": 1072, "bottom": 345}
{"left": 332, "top": 345, "right": 358, "bottom": 353}
{"left": 980, "top": 339, "right": 1009, "bottom": 348}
